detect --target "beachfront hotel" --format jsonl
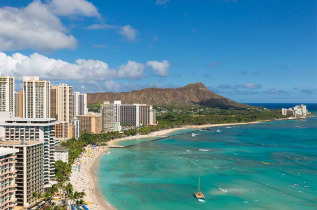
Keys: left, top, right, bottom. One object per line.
{"left": 282, "top": 104, "right": 309, "bottom": 118}
{"left": 0, "top": 76, "right": 15, "bottom": 114}
{"left": 100, "top": 101, "right": 121, "bottom": 132}
{"left": 0, "top": 141, "right": 44, "bottom": 208}
{"left": 0, "top": 116, "right": 59, "bottom": 187}
{"left": 23, "top": 76, "right": 50, "bottom": 119}
{"left": 100, "top": 101, "right": 157, "bottom": 132}
{"left": 0, "top": 147, "right": 19, "bottom": 210}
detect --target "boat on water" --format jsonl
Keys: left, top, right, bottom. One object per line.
{"left": 194, "top": 177, "right": 205, "bottom": 199}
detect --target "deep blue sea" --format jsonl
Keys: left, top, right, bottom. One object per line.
{"left": 98, "top": 104, "right": 317, "bottom": 210}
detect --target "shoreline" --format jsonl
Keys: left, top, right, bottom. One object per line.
{"left": 70, "top": 146, "right": 115, "bottom": 210}
{"left": 108, "top": 120, "right": 272, "bottom": 147}
{"left": 75, "top": 117, "right": 298, "bottom": 209}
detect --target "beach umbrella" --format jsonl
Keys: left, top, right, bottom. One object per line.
{"left": 82, "top": 205, "right": 89, "bottom": 210}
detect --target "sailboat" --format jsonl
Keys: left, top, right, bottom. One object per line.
{"left": 194, "top": 177, "right": 205, "bottom": 199}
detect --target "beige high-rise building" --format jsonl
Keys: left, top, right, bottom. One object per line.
{"left": 0, "top": 76, "right": 15, "bottom": 113}
{"left": 50, "top": 84, "right": 73, "bottom": 140}
{"left": 23, "top": 76, "right": 50, "bottom": 118}
{"left": 14, "top": 90, "right": 23, "bottom": 118}
{"left": 77, "top": 113, "right": 101, "bottom": 135}
{"left": 51, "top": 84, "right": 73, "bottom": 122}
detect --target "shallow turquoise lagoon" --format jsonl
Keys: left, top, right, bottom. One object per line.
{"left": 98, "top": 118, "right": 317, "bottom": 210}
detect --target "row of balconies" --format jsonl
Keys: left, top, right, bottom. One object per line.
{"left": 0, "top": 156, "right": 17, "bottom": 162}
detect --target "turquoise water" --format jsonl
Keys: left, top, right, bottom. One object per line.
{"left": 98, "top": 118, "right": 317, "bottom": 210}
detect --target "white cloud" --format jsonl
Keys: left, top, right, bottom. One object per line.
{"left": 117, "top": 61, "right": 145, "bottom": 79}
{"left": 48, "top": 0, "right": 100, "bottom": 17}
{"left": 0, "top": 51, "right": 169, "bottom": 81}
{"left": 119, "top": 25, "right": 138, "bottom": 41}
{"left": 86, "top": 24, "right": 117, "bottom": 30}
{"left": 147, "top": 60, "right": 170, "bottom": 76}
{"left": 104, "top": 81, "right": 121, "bottom": 92}
{"left": 156, "top": 0, "right": 170, "bottom": 5}
{"left": 0, "top": 51, "right": 113, "bottom": 80}
{"left": 0, "top": 1, "right": 77, "bottom": 51}
{"left": 244, "top": 83, "right": 261, "bottom": 89}
{"left": 0, "top": 0, "right": 102, "bottom": 51}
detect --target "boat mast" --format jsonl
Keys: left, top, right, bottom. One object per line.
{"left": 198, "top": 177, "right": 200, "bottom": 192}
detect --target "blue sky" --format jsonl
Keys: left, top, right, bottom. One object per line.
{"left": 0, "top": 0, "right": 316, "bottom": 103}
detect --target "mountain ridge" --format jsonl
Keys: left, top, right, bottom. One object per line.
{"left": 87, "top": 82, "right": 247, "bottom": 109}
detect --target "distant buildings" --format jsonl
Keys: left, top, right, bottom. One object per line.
{"left": 23, "top": 76, "right": 50, "bottom": 118}
{"left": 0, "top": 76, "right": 15, "bottom": 113}
{"left": 100, "top": 101, "right": 157, "bottom": 132}
{"left": 0, "top": 74, "right": 159, "bottom": 208}
{"left": 282, "top": 104, "right": 309, "bottom": 118}
{"left": 0, "top": 147, "right": 19, "bottom": 210}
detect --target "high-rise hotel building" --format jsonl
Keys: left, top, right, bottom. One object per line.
{"left": 100, "top": 101, "right": 157, "bottom": 132}
{"left": 0, "top": 117, "right": 58, "bottom": 188}
{"left": 0, "top": 76, "right": 15, "bottom": 113}
{"left": 73, "top": 92, "right": 88, "bottom": 117}
{"left": 23, "top": 76, "right": 50, "bottom": 118}
{"left": 0, "top": 147, "right": 19, "bottom": 210}
{"left": 51, "top": 84, "right": 74, "bottom": 140}
{"left": 0, "top": 141, "right": 43, "bottom": 208}
{"left": 100, "top": 101, "right": 121, "bottom": 132}
{"left": 50, "top": 84, "right": 74, "bottom": 122}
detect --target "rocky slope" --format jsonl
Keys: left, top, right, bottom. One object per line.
{"left": 87, "top": 82, "right": 247, "bottom": 109}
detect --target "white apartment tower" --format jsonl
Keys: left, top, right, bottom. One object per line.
{"left": 0, "top": 76, "right": 15, "bottom": 113}
{"left": 23, "top": 76, "right": 50, "bottom": 118}
{"left": 73, "top": 92, "right": 88, "bottom": 117}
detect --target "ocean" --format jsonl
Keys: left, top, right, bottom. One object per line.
{"left": 97, "top": 103, "right": 317, "bottom": 210}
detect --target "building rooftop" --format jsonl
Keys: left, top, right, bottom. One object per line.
{"left": 0, "top": 117, "right": 58, "bottom": 126}
{"left": 54, "top": 145, "right": 68, "bottom": 152}
{"left": 0, "top": 147, "right": 19, "bottom": 156}
{"left": 0, "top": 141, "right": 43, "bottom": 147}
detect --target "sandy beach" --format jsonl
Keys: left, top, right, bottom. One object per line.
{"left": 70, "top": 146, "right": 115, "bottom": 210}
{"left": 70, "top": 119, "right": 277, "bottom": 209}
